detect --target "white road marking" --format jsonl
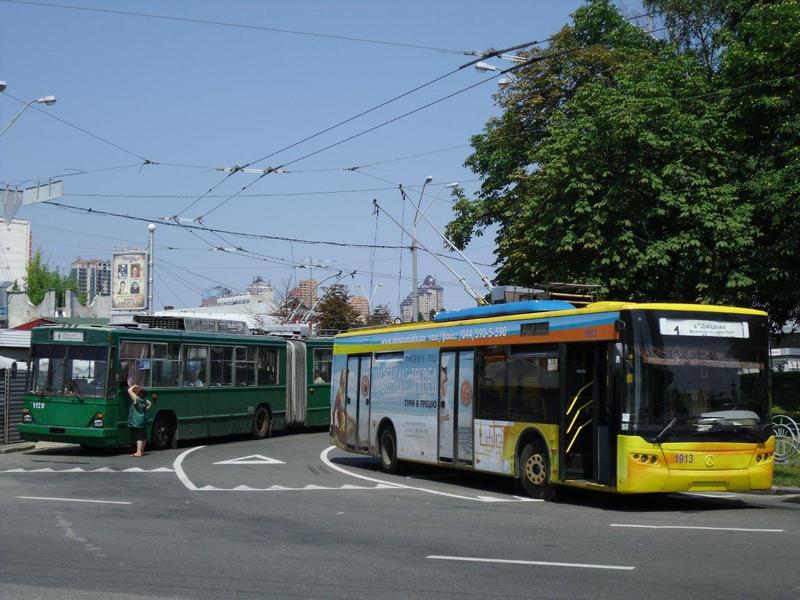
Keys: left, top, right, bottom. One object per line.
{"left": 320, "top": 446, "right": 543, "bottom": 503}
{"left": 213, "top": 454, "right": 285, "bottom": 465}
{"left": 17, "top": 496, "right": 131, "bottom": 505}
{"left": 1, "top": 467, "right": 174, "bottom": 474}
{"left": 610, "top": 524, "right": 783, "bottom": 533}
{"left": 173, "top": 445, "right": 204, "bottom": 491}
{"left": 427, "top": 555, "right": 635, "bottom": 571}
{"left": 193, "top": 483, "right": 399, "bottom": 492}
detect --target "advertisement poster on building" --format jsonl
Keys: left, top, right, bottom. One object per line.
{"left": 111, "top": 251, "right": 148, "bottom": 310}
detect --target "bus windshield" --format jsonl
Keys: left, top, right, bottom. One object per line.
{"left": 628, "top": 311, "right": 770, "bottom": 443}
{"left": 32, "top": 344, "right": 109, "bottom": 398}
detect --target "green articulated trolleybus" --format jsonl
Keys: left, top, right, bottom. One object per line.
{"left": 18, "top": 317, "right": 333, "bottom": 450}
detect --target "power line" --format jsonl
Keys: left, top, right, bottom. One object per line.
{"left": 7, "top": 162, "right": 146, "bottom": 187}
{"left": 61, "top": 179, "right": 483, "bottom": 200}
{"left": 181, "top": 37, "right": 547, "bottom": 219}
{"left": 154, "top": 268, "right": 189, "bottom": 308}
{"left": 1, "top": 0, "right": 472, "bottom": 55}
{"left": 40, "top": 200, "right": 411, "bottom": 249}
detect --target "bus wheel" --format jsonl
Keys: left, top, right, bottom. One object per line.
{"left": 520, "top": 442, "right": 550, "bottom": 499}
{"left": 151, "top": 413, "right": 174, "bottom": 451}
{"left": 252, "top": 406, "right": 270, "bottom": 439}
{"left": 379, "top": 427, "right": 400, "bottom": 474}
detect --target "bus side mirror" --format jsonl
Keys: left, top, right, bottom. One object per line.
{"left": 10, "top": 362, "right": 17, "bottom": 379}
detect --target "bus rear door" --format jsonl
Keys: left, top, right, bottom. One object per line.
{"left": 344, "top": 355, "right": 371, "bottom": 451}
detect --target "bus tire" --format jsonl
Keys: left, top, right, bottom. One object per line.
{"left": 379, "top": 427, "right": 401, "bottom": 474}
{"left": 252, "top": 405, "right": 271, "bottom": 439}
{"left": 519, "top": 442, "right": 551, "bottom": 499}
{"left": 151, "top": 413, "right": 175, "bottom": 451}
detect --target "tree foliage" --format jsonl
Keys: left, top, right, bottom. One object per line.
{"left": 446, "top": 0, "right": 800, "bottom": 331}
{"left": 366, "top": 303, "right": 393, "bottom": 326}
{"left": 313, "top": 283, "right": 362, "bottom": 333}
{"left": 26, "top": 249, "right": 79, "bottom": 306}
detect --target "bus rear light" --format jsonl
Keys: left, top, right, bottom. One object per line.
{"left": 92, "top": 413, "right": 104, "bottom": 428}
{"left": 649, "top": 455, "right": 657, "bottom": 464}
{"left": 22, "top": 409, "right": 32, "bottom": 423}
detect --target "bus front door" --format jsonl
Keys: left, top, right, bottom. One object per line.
{"left": 559, "top": 343, "right": 610, "bottom": 484}
{"left": 344, "top": 356, "right": 371, "bottom": 451}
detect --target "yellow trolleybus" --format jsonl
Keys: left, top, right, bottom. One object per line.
{"left": 329, "top": 301, "right": 774, "bottom": 497}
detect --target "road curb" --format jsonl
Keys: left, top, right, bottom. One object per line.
{"left": 772, "top": 485, "right": 800, "bottom": 495}
{"left": 0, "top": 442, "right": 35, "bottom": 454}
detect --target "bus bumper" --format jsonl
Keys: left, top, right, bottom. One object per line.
{"left": 18, "top": 423, "right": 131, "bottom": 448}
{"left": 616, "top": 435, "right": 775, "bottom": 493}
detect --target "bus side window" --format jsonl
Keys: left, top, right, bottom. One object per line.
{"left": 210, "top": 347, "right": 233, "bottom": 386}
{"left": 258, "top": 347, "right": 278, "bottom": 385}
{"left": 120, "top": 342, "right": 151, "bottom": 388}
{"left": 477, "top": 347, "right": 507, "bottom": 420}
{"left": 183, "top": 345, "right": 207, "bottom": 387}
{"left": 152, "top": 343, "right": 181, "bottom": 387}
{"left": 313, "top": 348, "right": 332, "bottom": 383}
{"left": 235, "top": 346, "right": 256, "bottom": 386}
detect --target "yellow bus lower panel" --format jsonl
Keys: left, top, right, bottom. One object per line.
{"left": 616, "top": 435, "right": 775, "bottom": 493}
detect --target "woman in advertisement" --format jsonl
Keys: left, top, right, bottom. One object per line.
{"left": 331, "top": 367, "right": 348, "bottom": 445}
{"left": 438, "top": 361, "right": 454, "bottom": 458}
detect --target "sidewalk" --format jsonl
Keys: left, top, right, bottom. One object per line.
{"left": 0, "top": 441, "right": 75, "bottom": 454}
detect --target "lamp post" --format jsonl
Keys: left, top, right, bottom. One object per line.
{"left": 0, "top": 90, "right": 57, "bottom": 138}
{"left": 411, "top": 180, "right": 458, "bottom": 321}
{"left": 411, "top": 176, "right": 432, "bottom": 322}
{"left": 147, "top": 224, "right": 155, "bottom": 314}
{"left": 356, "top": 282, "right": 383, "bottom": 313}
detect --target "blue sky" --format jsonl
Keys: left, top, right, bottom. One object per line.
{"left": 1, "top": 0, "right": 640, "bottom": 314}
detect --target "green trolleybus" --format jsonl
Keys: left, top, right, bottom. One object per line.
{"left": 19, "top": 325, "right": 333, "bottom": 450}
{"left": 330, "top": 300, "right": 774, "bottom": 498}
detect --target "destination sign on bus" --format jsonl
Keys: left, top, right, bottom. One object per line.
{"left": 53, "top": 331, "right": 85, "bottom": 342}
{"left": 659, "top": 318, "right": 749, "bottom": 338}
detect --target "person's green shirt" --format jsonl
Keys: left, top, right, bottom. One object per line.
{"left": 128, "top": 395, "right": 147, "bottom": 428}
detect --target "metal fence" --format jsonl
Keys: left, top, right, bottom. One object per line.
{"left": 0, "top": 367, "right": 28, "bottom": 445}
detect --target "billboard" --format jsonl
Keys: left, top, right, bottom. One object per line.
{"left": 112, "top": 251, "right": 147, "bottom": 310}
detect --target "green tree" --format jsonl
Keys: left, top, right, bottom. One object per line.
{"left": 25, "top": 249, "right": 79, "bottom": 306}
{"left": 446, "top": 0, "right": 799, "bottom": 330}
{"left": 718, "top": 0, "right": 800, "bottom": 331}
{"left": 313, "top": 283, "right": 362, "bottom": 333}
{"left": 366, "top": 303, "right": 393, "bottom": 326}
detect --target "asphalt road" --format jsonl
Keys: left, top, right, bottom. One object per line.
{"left": 1, "top": 431, "right": 798, "bottom": 600}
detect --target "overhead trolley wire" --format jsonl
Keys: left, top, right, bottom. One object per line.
{"left": 2, "top": 0, "right": 472, "bottom": 55}
{"left": 41, "top": 200, "right": 411, "bottom": 249}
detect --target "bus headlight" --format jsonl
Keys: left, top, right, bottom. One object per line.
{"left": 92, "top": 413, "right": 104, "bottom": 428}
{"left": 22, "top": 408, "right": 32, "bottom": 423}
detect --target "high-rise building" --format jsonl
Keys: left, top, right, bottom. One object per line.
{"left": 400, "top": 275, "right": 444, "bottom": 322}
{"left": 349, "top": 295, "right": 369, "bottom": 321}
{"left": 289, "top": 279, "right": 318, "bottom": 307}
{"left": 70, "top": 257, "right": 111, "bottom": 303}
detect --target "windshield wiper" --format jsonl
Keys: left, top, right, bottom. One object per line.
{"left": 652, "top": 418, "right": 678, "bottom": 444}
{"left": 67, "top": 379, "right": 83, "bottom": 403}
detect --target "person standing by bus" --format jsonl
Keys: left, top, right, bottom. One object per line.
{"left": 127, "top": 384, "right": 151, "bottom": 457}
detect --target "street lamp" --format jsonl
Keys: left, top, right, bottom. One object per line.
{"left": 411, "top": 180, "right": 458, "bottom": 322}
{"left": 147, "top": 224, "right": 156, "bottom": 315}
{"left": 0, "top": 89, "right": 57, "bottom": 138}
{"left": 356, "top": 282, "right": 383, "bottom": 313}
{"left": 411, "top": 176, "right": 432, "bottom": 322}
